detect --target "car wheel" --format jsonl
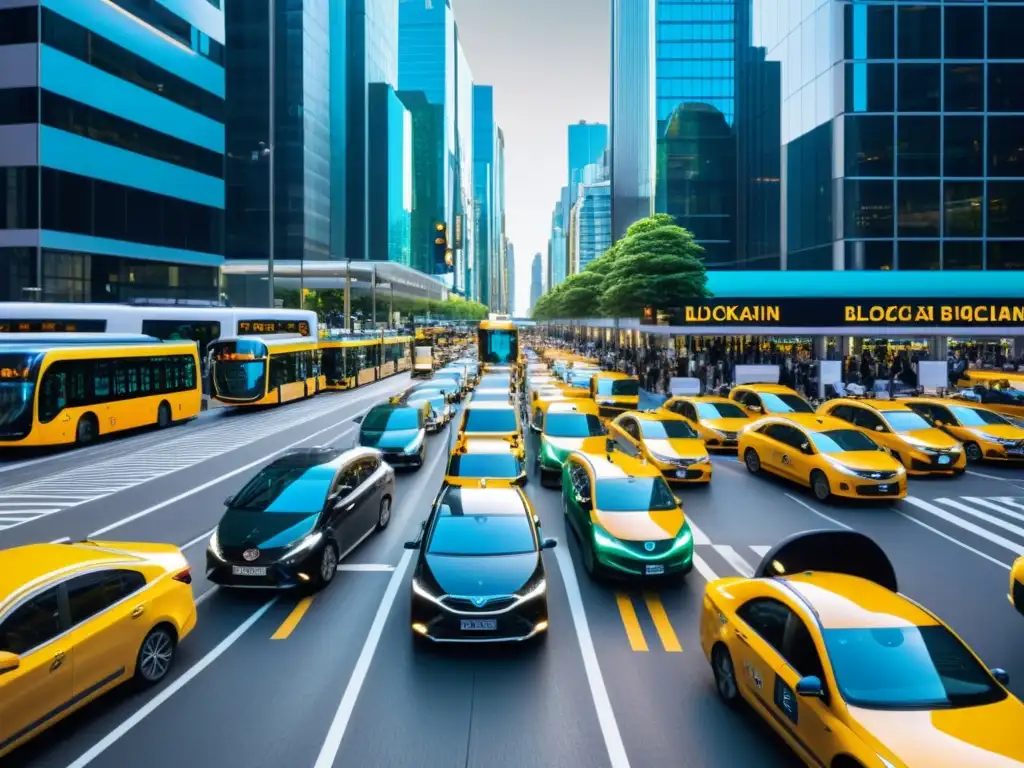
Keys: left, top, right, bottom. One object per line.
{"left": 743, "top": 448, "right": 761, "bottom": 474}
{"left": 811, "top": 470, "right": 831, "bottom": 502}
{"left": 582, "top": 539, "right": 600, "bottom": 580}
{"left": 315, "top": 542, "right": 338, "bottom": 590}
{"left": 76, "top": 414, "right": 98, "bottom": 446}
{"left": 711, "top": 644, "right": 740, "bottom": 707}
{"left": 157, "top": 402, "right": 172, "bottom": 428}
{"left": 964, "top": 442, "right": 983, "bottom": 463}
{"left": 376, "top": 496, "right": 392, "bottom": 531}
{"left": 135, "top": 626, "right": 176, "bottom": 688}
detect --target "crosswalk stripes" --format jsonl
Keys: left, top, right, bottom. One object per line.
{"left": 902, "top": 495, "right": 1024, "bottom": 560}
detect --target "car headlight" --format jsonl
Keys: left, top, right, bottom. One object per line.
{"left": 824, "top": 459, "right": 863, "bottom": 477}
{"left": 992, "top": 436, "right": 1021, "bottom": 446}
{"left": 404, "top": 432, "right": 425, "bottom": 454}
{"left": 593, "top": 525, "right": 634, "bottom": 556}
{"left": 208, "top": 529, "right": 224, "bottom": 559}
{"left": 412, "top": 578, "right": 445, "bottom": 606}
{"left": 668, "top": 524, "right": 693, "bottom": 553}
{"left": 516, "top": 579, "right": 547, "bottom": 602}
{"left": 877, "top": 755, "right": 897, "bottom": 768}
{"left": 282, "top": 531, "right": 323, "bottom": 560}
{"left": 649, "top": 451, "right": 677, "bottom": 464}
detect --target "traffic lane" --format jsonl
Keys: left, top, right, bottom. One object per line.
{"left": 525, "top": 478, "right": 800, "bottom": 768}
{"left": 3, "top": 587, "right": 274, "bottom": 768}
{"left": 0, "top": 378, "right": 409, "bottom": 548}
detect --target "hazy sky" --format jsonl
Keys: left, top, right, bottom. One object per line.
{"left": 452, "top": 0, "right": 609, "bottom": 314}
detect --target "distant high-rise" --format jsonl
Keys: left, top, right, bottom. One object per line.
{"left": 529, "top": 252, "right": 543, "bottom": 314}
{"left": 505, "top": 241, "right": 516, "bottom": 314}
{"left": 568, "top": 121, "right": 608, "bottom": 210}
{"left": 473, "top": 85, "right": 496, "bottom": 304}
{"left": 454, "top": 33, "right": 475, "bottom": 296}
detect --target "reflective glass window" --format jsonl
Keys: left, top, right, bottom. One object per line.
{"left": 943, "top": 242, "right": 983, "bottom": 271}
{"left": 845, "top": 180, "right": 893, "bottom": 239}
{"left": 844, "top": 5, "right": 894, "bottom": 60}
{"left": 898, "top": 65, "right": 939, "bottom": 112}
{"left": 989, "top": 65, "right": 1024, "bottom": 113}
{"left": 897, "top": 181, "right": 940, "bottom": 238}
{"left": 845, "top": 64, "right": 894, "bottom": 113}
{"left": 988, "top": 182, "right": 1024, "bottom": 238}
{"left": 943, "top": 182, "right": 983, "bottom": 238}
{"left": 0, "top": 168, "right": 38, "bottom": 230}
{"left": 844, "top": 116, "right": 893, "bottom": 177}
{"left": 944, "top": 6, "right": 984, "bottom": 60}
{"left": 0, "top": 6, "right": 37, "bottom": 45}
{"left": 898, "top": 241, "right": 939, "bottom": 271}
{"left": 987, "top": 242, "right": 1024, "bottom": 271}
{"left": 897, "top": 116, "right": 939, "bottom": 177}
{"left": 988, "top": 117, "right": 1024, "bottom": 178}
{"left": 844, "top": 241, "right": 893, "bottom": 271}
{"left": 945, "top": 65, "right": 983, "bottom": 113}
{"left": 944, "top": 117, "right": 983, "bottom": 177}
{"left": 897, "top": 6, "right": 939, "bottom": 60}
{"left": 989, "top": 7, "right": 1024, "bottom": 60}
{"left": 0, "top": 88, "right": 38, "bottom": 125}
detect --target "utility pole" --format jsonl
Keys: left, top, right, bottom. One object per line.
{"left": 267, "top": 0, "right": 276, "bottom": 308}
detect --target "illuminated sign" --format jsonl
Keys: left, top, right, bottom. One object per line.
{"left": 0, "top": 367, "right": 30, "bottom": 380}
{"left": 0, "top": 320, "right": 105, "bottom": 333}
{"left": 453, "top": 215, "right": 463, "bottom": 249}
{"left": 648, "top": 299, "right": 1024, "bottom": 328}
{"left": 237, "top": 320, "right": 311, "bottom": 336}
{"left": 215, "top": 353, "right": 257, "bottom": 361}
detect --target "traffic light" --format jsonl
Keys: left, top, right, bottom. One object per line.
{"left": 433, "top": 222, "right": 449, "bottom": 270}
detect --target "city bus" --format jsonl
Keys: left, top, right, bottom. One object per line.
{"left": 319, "top": 334, "right": 382, "bottom": 390}
{"left": 381, "top": 333, "right": 413, "bottom": 377}
{"left": 0, "top": 338, "right": 202, "bottom": 447}
{"left": 478, "top": 318, "right": 519, "bottom": 369}
{"left": 209, "top": 336, "right": 324, "bottom": 406}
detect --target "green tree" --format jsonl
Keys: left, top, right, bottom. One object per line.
{"left": 554, "top": 270, "right": 604, "bottom": 318}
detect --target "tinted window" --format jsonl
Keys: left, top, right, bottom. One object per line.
{"left": 448, "top": 453, "right": 521, "bottom": 479}
{"left": 882, "top": 411, "right": 931, "bottom": 433}
{"left": 694, "top": 401, "right": 746, "bottom": 419}
{"left": 639, "top": 419, "right": 699, "bottom": 439}
{"left": 463, "top": 408, "right": 517, "bottom": 433}
{"left": 0, "top": 6, "right": 37, "bottom": 45}
{"left": 784, "top": 617, "right": 826, "bottom": 681}
{"left": 760, "top": 393, "right": 814, "bottom": 414}
{"left": 596, "top": 379, "right": 639, "bottom": 397}
{"left": 949, "top": 406, "right": 1010, "bottom": 427}
{"left": 736, "top": 598, "right": 790, "bottom": 653}
{"left": 809, "top": 429, "right": 881, "bottom": 454}
{"left": 898, "top": 64, "right": 939, "bottom": 112}
{"left": 852, "top": 408, "right": 885, "bottom": 431}
{"left": 544, "top": 413, "right": 605, "bottom": 437}
{"left": 824, "top": 626, "right": 1005, "bottom": 710}
{"left": 363, "top": 406, "right": 420, "bottom": 431}
{"left": 427, "top": 514, "right": 535, "bottom": 556}
{"left": 0, "top": 588, "right": 61, "bottom": 655}
{"left": 66, "top": 570, "right": 145, "bottom": 624}
{"left": 230, "top": 462, "right": 335, "bottom": 514}
{"left": 595, "top": 477, "right": 677, "bottom": 512}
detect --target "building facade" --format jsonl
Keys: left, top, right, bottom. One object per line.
{"left": 577, "top": 179, "right": 613, "bottom": 272}
{"left": 529, "top": 251, "right": 543, "bottom": 313}
{"left": 495, "top": 126, "right": 507, "bottom": 310}
{"left": 504, "top": 240, "right": 515, "bottom": 314}
{"left": 568, "top": 121, "right": 608, "bottom": 210}
{"left": 472, "top": 84, "right": 495, "bottom": 304}
{"left": 367, "top": 83, "right": 411, "bottom": 265}
{"left": 1, "top": 0, "right": 226, "bottom": 302}
{"left": 454, "top": 34, "right": 474, "bottom": 296}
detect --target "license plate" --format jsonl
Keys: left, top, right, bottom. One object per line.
{"left": 877, "top": 484, "right": 889, "bottom": 491}
{"left": 460, "top": 619, "right": 497, "bottom": 631}
{"left": 937, "top": 455, "right": 950, "bottom": 465}
{"left": 1009, "top": 448, "right": 1024, "bottom": 455}
{"left": 645, "top": 564, "right": 665, "bottom": 575}
{"left": 231, "top": 566, "right": 267, "bottom": 576}
{"left": 675, "top": 470, "right": 687, "bottom": 478}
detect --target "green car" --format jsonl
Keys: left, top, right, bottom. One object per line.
{"left": 561, "top": 449, "right": 694, "bottom": 579}
{"left": 537, "top": 403, "right": 607, "bottom": 486}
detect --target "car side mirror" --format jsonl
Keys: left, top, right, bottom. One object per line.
{"left": 514, "top": 474, "right": 527, "bottom": 486}
{"left": 674, "top": 495, "right": 683, "bottom": 505}
{"left": 403, "top": 540, "right": 420, "bottom": 550}
{"left": 0, "top": 651, "right": 20, "bottom": 674}
{"left": 800, "top": 442, "right": 812, "bottom": 454}
{"left": 335, "top": 485, "right": 354, "bottom": 501}
{"left": 541, "top": 537, "right": 558, "bottom": 550}
{"left": 992, "top": 668, "right": 1010, "bottom": 686}
{"left": 353, "top": 415, "right": 364, "bottom": 424}
{"left": 749, "top": 405, "right": 762, "bottom": 413}
{"left": 223, "top": 495, "right": 234, "bottom": 507}
{"left": 605, "top": 437, "right": 616, "bottom": 454}
{"left": 874, "top": 425, "right": 885, "bottom": 432}
{"left": 795, "top": 675, "right": 824, "bottom": 698}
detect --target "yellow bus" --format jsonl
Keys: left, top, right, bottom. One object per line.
{"left": 382, "top": 333, "right": 413, "bottom": 377}
{"left": 478, "top": 318, "right": 519, "bottom": 368}
{"left": 0, "top": 338, "right": 201, "bottom": 447}
{"left": 209, "top": 336, "right": 324, "bottom": 406}
{"left": 319, "top": 335, "right": 382, "bottom": 390}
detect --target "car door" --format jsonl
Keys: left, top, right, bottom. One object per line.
{"left": 760, "top": 424, "right": 794, "bottom": 477}
{"left": 63, "top": 569, "right": 150, "bottom": 701}
{"left": 0, "top": 586, "right": 73, "bottom": 754}
{"left": 732, "top": 597, "right": 790, "bottom": 715}
{"left": 851, "top": 407, "right": 891, "bottom": 448}
{"left": 354, "top": 456, "right": 385, "bottom": 534}
{"left": 778, "top": 425, "right": 815, "bottom": 484}
{"left": 564, "top": 459, "right": 592, "bottom": 538}
{"left": 327, "top": 460, "right": 364, "bottom": 554}
{"left": 613, "top": 417, "right": 642, "bottom": 456}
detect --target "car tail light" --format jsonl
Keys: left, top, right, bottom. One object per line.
{"left": 172, "top": 567, "right": 192, "bottom": 585}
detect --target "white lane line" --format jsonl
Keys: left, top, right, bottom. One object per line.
{"left": 713, "top": 545, "right": 754, "bottom": 577}
{"left": 783, "top": 494, "right": 853, "bottom": 530}
{"left": 934, "top": 497, "right": 1024, "bottom": 539}
{"left": 962, "top": 497, "right": 1024, "bottom": 523}
{"left": 552, "top": 544, "right": 631, "bottom": 768}
{"left": 903, "top": 497, "right": 1024, "bottom": 556}
{"left": 336, "top": 563, "right": 395, "bottom": 572}
{"left": 692, "top": 552, "right": 720, "bottom": 583}
{"left": 749, "top": 545, "right": 771, "bottom": 558}
{"left": 966, "top": 470, "right": 1024, "bottom": 489}
{"left": 0, "top": 501, "right": 79, "bottom": 506}
{"left": 892, "top": 508, "right": 1010, "bottom": 571}
{"left": 995, "top": 497, "right": 1024, "bottom": 513}
{"left": 87, "top": 422, "right": 358, "bottom": 537}
{"left": 50, "top": 536, "right": 70, "bottom": 544}
{"left": 685, "top": 516, "right": 711, "bottom": 545}
{"left": 195, "top": 585, "right": 220, "bottom": 605}
{"left": 181, "top": 528, "right": 215, "bottom": 551}
{"left": 65, "top": 598, "right": 277, "bottom": 768}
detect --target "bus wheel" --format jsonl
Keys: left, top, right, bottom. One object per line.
{"left": 157, "top": 402, "right": 172, "bottom": 429}
{"left": 76, "top": 414, "right": 98, "bottom": 445}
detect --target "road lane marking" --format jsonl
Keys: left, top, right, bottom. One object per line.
{"left": 272, "top": 596, "right": 314, "bottom": 639}
{"left": 783, "top": 494, "right": 853, "bottom": 530}
{"left": 195, "top": 585, "right": 220, "bottom": 605}
{"left": 966, "top": 470, "right": 1024, "bottom": 489}
{"left": 50, "top": 536, "right": 70, "bottom": 543}
{"left": 963, "top": 497, "right": 1024, "bottom": 523}
{"left": 65, "top": 598, "right": 277, "bottom": 768}
{"left": 336, "top": 563, "right": 395, "bottom": 571}
{"left": 614, "top": 593, "right": 648, "bottom": 652}
{"left": 181, "top": 528, "right": 215, "bottom": 550}
{"left": 934, "top": 497, "right": 1024, "bottom": 539}
{"left": 713, "top": 545, "right": 754, "bottom": 578}
{"left": 552, "top": 544, "right": 631, "bottom": 768}
{"left": 685, "top": 516, "right": 711, "bottom": 545}
{"left": 749, "top": 545, "right": 771, "bottom": 557}
{"left": 903, "top": 497, "right": 1023, "bottom": 556}
{"left": 643, "top": 593, "right": 681, "bottom": 652}
{"left": 892, "top": 508, "right": 1010, "bottom": 570}
{"left": 692, "top": 552, "right": 720, "bottom": 583}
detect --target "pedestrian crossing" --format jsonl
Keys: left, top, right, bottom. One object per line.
{"left": 0, "top": 392, "right": 373, "bottom": 533}
{"left": 901, "top": 495, "right": 1024, "bottom": 563}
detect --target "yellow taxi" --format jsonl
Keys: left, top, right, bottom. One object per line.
{"left": 0, "top": 541, "right": 197, "bottom": 758}
{"left": 818, "top": 399, "right": 967, "bottom": 476}
{"left": 948, "top": 385, "right": 1024, "bottom": 427}
{"left": 445, "top": 437, "right": 527, "bottom": 487}
{"left": 538, "top": 400, "right": 607, "bottom": 486}
{"left": 739, "top": 413, "right": 906, "bottom": 501}
{"left": 1011, "top": 556, "right": 1024, "bottom": 619}
{"left": 561, "top": 443, "right": 693, "bottom": 579}
{"left": 701, "top": 530, "right": 1024, "bottom": 768}
{"left": 902, "top": 398, "right": 1024, "bottom": 463}
{"left": 661, "top": 395, "right": 752, "bottom": 450}
{"left": 561, "top": 366, "right": 602, "bottom": 394}
{"left": 529, "top": 385, "right": 579, "bottom": 432}
{"left": 457, "top": 401, "right": 524, "bottom": 458}
{"left": 729, "top": 383, "right": 816, "bottom": 418}
{"left": 591, "top": 371, "right": 640, "bottom": 420}
{"left": 608, "top": 410, "right": 711, "bottom": 484}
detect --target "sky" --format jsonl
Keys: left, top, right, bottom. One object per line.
{"left": 451, "top": 0, "right": 609, "bottom": 315}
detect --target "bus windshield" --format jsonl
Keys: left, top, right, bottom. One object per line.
{"left": 211, "top": 340, "right": 268, "bottom": 401}
{"left": 479, "top": 329, "right": 518, "bottom": 365}
{"left": 0, "top": 352, "right": 40, "bottom": 440}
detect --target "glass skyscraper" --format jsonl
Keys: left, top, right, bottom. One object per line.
{"left": 1, "top": 0, "right": 225, "bottom": 302}
{"left": 568, "top": 121, "right": 608, "bottom": 209}
{"left": 473, "top": 84, "right": 495, "bottom": 304}
{"left": 454, "top": 35, "right": 474, "bottom": 296}
{"left": 368, "top": 83, "right": 411, "bottom": 265}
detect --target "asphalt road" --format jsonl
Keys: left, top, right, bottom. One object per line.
{"left": 3, "top": 379, "right": 1024, "bottom": 768}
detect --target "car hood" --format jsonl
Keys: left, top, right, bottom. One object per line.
{"left": 217, "top": 509, "right": 319, "bottom": 549}
{"left": 543, "top": 435, "right": 607, "bottom": 456}
{"left": 826, "top": 450, "right": 903, "bottom": 472}
{"left": 424, "top": 552, "right": 538, "bottom": 595}
{"left": 847, "top": 698, "right": 1024, "bottom": 767}
{"left": 700, "top": 417, "right": 750, "bottom": 433}
{"left": 594, "top": 509, "right": 685, "bottom": 541}
{"left": 360, "top": 428, "right": 420, "bottom": 449}
{"left": 643, "top": 438, "right": 708, "bottom": 459}
{"left": 898, "top": 428, "right": 961, "bottom": 450}
{"left": 971, "top": 424, "right": 1024, "bottom": 441}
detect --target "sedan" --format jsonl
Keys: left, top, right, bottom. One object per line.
{"left": 406, "top": 392, "right": 452, "bottom": 432}
{"left": 405, "top": 485, "right": 556, "bottom": 643}
{"left": 358, "top": 401, "right": 428, "bottom": 468}
{"left": 207, "top": 446, "right": 395, "bottom": 590}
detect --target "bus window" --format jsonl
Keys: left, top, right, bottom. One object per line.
{"left": 211, "top": 340, "right": 268, "bottom": 401}
{"left": 0, "top": 352, "right": 41, "bottom": 439}
{"left": 480, "top": 329, "right": 517, "bottom": 365}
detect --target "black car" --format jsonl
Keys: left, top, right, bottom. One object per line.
{"left": 358, "top": 402, "right": 428, "bottom": 468}
{"left": 405, "top": 485, "right": 556, "bottom": 644}
{"left": 207, "top": 447, "right": 395, "bottom": 590}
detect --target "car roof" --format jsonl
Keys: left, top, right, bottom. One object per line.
{"left": 759, "top": 413, "right": 848, "bottom": 432}
{"left": 837, "top": 398, "right": 914, "bottom": 412}
{"left": 272, "top": 446, "right": 342, "bottom": 467}
{"left": 673, "top": 395, "right": 735, "bottom": 406}
{"left": 547, "top": 400, "right": 599, "bottom": 414}
{"left": 369, "top": 402, "right": 417, "bottom": 415}
{"left": 0, "top": 543, "right": 142, "bottom": 604}
{"left": 781, "top": 573, "right": 939, "bottom": 629}
{"left": 575, "top": 450, "right": 661, "bottom": 479}
{"left": 734, "top": 383, "right": 799, "bottom": 394}
{"left": 436, "top": 486, "right": 527, "bottom": 516}
{"left": 464, "top": 401, "right": 514, "bottom": 411}
{"left": 630, "top": 410, "right": 687, "bottom": 423}
{"left": 455, "top": 438, "right": 517, "bottom": 454}
{"left": 595, "top": 371, "right": 630, "bottom": 379}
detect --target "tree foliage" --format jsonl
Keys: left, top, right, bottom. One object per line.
{"left": 531, "top": 214, "right": 711, "bottom": 320}
{"left": 277, "top": 289, "right": 488, "bottom": 322}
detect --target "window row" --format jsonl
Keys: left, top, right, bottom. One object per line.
{"left": 845, "top": 62, "right": 1024, "bottom": 113}
{"left": 655, "top": 42, "right": 735, "bottom": 60}
{"left": 658, "top": 60, "right": 734, "bottom": 78}
{"left": 106, "top": 0, "right": 224, "bottom": 66}
{"left": 656, "top": 21, "right": 735, "bottom": 42}
{"left": 843, "top": 179, "right": 1024, "bottom": 239}
{"left": 0, "top": 6, "right": 35, "bottom": 45}
{"left": 657, "top": 2, "right": 734, "bottom": 23}
{"left": 268, "top": 350, "right": 319, "bottom": 390}
{"left": 38, "top": 354, "right": 198, "bottom": 423}
{"left": 844, "top": 4, "right": 1024, "bottom": 61}
{"left": 845, "top": 115, "right": 1024, "bottom": 179}
{"left": 843, "top": 240, "right": 1023, "bottom": 272}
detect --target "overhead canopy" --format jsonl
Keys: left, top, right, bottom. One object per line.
{"left": 221, "top": 260, "right": 450, "bottom": 301}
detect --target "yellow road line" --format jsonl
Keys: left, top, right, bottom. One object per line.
{"left": 615, "top": 593, "right": 648, "bottom": 652}
{"left": 644, "top": 593, "right": 682, "bottom": 652}
{"left": 271, "top": 596, "right": 314, "bottom": 639}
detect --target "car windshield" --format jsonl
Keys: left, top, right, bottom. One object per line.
{"left": 545, "top": 413, "right": 605, "bottom": 437}
{"left": 408, "top": 396, "right": 442, "bottom": 411}
{"left": 473, "top": 391, "right": 510, "bottom": 403}
{"left": 949, "top": 406, "right": 1010, "bottom": 427}
{"left": 448, "top": 453, "right": 520, "bottom": 479}
{"left": 428, "top": 514, "right": 535, "bottom": 555}
{"left": 823, "top": 626, "right": 1005, "bottom": 710}
{"left": 639, "top": 419, "right": 699, "bottom": 439}
{"left": 363, "top": 407, "right": 419, "bottom": 431}
{"left": 760, "top": 393, "right": 815, "bottom": 413}
{"left": 595, "top": 477, "right": 677, "bottom": 512}
{"left": 809, "top": 429, "right": 881, "bottom": 453}
{"left": 883, "top": 410, "right": 932, "bottom": 433}
{"left": 694, "top": 401, "right": 747, "bottom": 419}
{"left": 463, "top": 408, "right": 517, "bottom": 433}
{"left": 479, "top": 376, "right": 510, "bottom": 388}
{"left": 596, "top": 379, "right": 639, "bottom": 397}
{"left": 230, "top": 463, "right": 334, "bottom": 514}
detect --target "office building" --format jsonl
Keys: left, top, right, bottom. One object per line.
{"left": 529, "top": 251, "right": 543, "bottom": 314}
{"left": 454, "top": 34, "right": 474, "bottom": 296}
{"left": 495, "top": 127, "right": 507, "bottom": 310}
{"left": 367, "top": 83, "right": 411, "bottom": 265}
{"left": 473, "top": 84, "right": 495, "bottom": 304}
{"left": 755, "top": 0, "right": 1024, "bottom": 271}
{"left": 568, "top": 121, "right": 608, "bottom": 210}
{"left": 226, "top": 0, "right": 330, "bottom": 267}
{"left": 399, "top": 90, "right": 444, "bottom": 275}
{"left": 610, "top": 0, "right": 655, "bottom": 241}
{"left": 504, "top": 240, "right": 515, "bottom": 314}
{"left": 1, "top": 0, "right": 226, "bottom": 302}
{"left": 549, "top": 189, "right": 569, "bottom": 288}
{"left": 575, "top": 159, "right": 613, "bottom": 273}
